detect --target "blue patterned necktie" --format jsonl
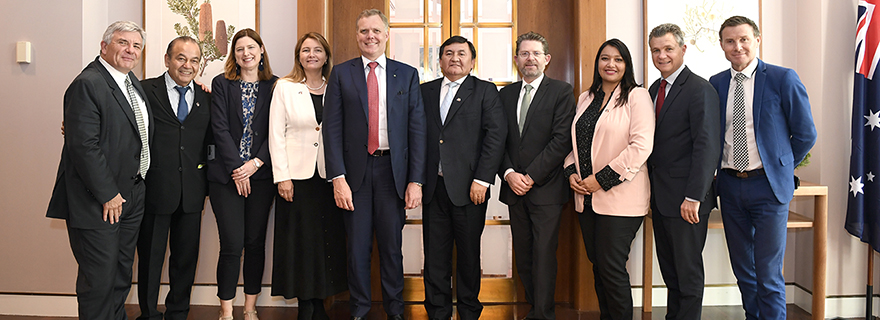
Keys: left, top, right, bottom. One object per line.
{"left": 439, "top": 81, "right": 459, "bottom": 125}
{"left": 175, "top": 85, "right": 189, "bottom": 122}
{"left": 731, "top": 73, "right": 749, "bottom": 171}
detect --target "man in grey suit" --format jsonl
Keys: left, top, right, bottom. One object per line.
{"left": 420, "top": 35, "right": 506, "bottom": 320}
{"left": 646, "top": 23, "right": 720, "bottom": 320}
{"left": 47, "top": 21, "right": 152, "bottom": 320}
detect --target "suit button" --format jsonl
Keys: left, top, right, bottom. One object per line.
{"left": 254, "top": 132, "right": 259, "bottom": 136}
{"left": 178, "top": 167, "right": 183, "bottom": 172}
{"left": 180, "top": 126, "right": 185, "bottom": 130}
{"left": 180, "top": 146, "right": 185, "bottom": 150}
{"left": 315, "top": 126, "right": 320, "bottom": 131}
{"left": 439, "top": 139, "right": 444, "bottom": 144}
{"left": 314, "top": 143, "right": 319, "bottom": 147}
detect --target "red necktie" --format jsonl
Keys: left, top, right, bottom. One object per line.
{"left": 656, "top": 79, "right": 667, "bottom": 116}
{"left": 367, "top": 61, "right": 379, "bottom": 154}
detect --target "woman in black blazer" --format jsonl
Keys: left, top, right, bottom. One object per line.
{"left": 208, "top": 28, "right": 278, "bottom": 320}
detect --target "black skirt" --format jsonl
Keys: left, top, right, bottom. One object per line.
{"left": 271, "top": 170, "right": 347, "bottom": 299}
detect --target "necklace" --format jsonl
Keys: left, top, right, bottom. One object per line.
{"left": 304, "top": 77, "right": 326, "bottom": 91}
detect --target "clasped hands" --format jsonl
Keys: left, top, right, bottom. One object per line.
{"left": 232, "top": 159, "right": 260, "bottom": 197}
{"left": 568, "top": 174, "right": 601, "bottom": 195}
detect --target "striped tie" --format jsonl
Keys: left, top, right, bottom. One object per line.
{"left": 125, "top": 77, "right": 150, "bottom": 177}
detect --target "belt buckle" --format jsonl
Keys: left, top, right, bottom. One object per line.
{"left": 736, "top": 171, "right": 749, "bottom": 179}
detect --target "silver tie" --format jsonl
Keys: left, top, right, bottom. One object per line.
{"left": 125, "top": 77, "right": 150, "bottom": 177}
{"left": 731, "top": 73, "right": 749, "bottom": 172}
{"left": 519, "top": 84, "right": 533, "bottom": 135}
{"left": 440, "top": 81, "right": 459, "bottom": 125}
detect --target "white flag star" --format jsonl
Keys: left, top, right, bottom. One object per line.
{"left": 866, "top": 109, "right": 880, "bottom": 131}
{"left": 851, "top": 176, "right": 866, "bottom": 197}
{"left": 869, "top": 172, "right": 876, "bottom": 182}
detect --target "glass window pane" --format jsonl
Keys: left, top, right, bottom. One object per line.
{"left": 390, "top": 0, "right": 424, "bottom": 23}
{"left": 481, "top": 225, "right": 512, "bottom": 278}
{"left": 426, "top": 28, "right": 443, "bottom": 81}
{"left": 428, "top": 0, "right": 442, "bottom": 23}
{"left": 389, "top": 28, "right": 425, "bottom": 76}
{"left": 460, "top": 27, "right": 474, "bottom": 42}
{"left": 460, "top": 0, "right": 474, "bottom": 23}
{"left": 477, "top": 0, "right": 512, "bottom": 23}
{"left": 477, "top": 28, "right": 515, "bottom": 82}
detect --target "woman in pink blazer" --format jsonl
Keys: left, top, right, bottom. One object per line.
{"left": 563, "top": 38, "right": 654, "bottom": 320}
{"left": 268, "top": 32, "right": 346, "bottom": 320}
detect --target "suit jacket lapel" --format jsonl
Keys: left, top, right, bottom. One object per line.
{"left": 658, "top": 67, "right": 689, "bottom": 124}
{"left": 95, "top": 60, "right": 138, "bottom": 129}
{"left": 504, "top": 81, "right": 523, "bottom": 141}
{"left": 150, "top": 78, "right": 176, "bottom": 121}
{"left": 386, "top": 61, "right": 399, "bottom": 114}
{"left": 252, "top": 78, "right": 273, "bottom": 119}
{"left": 444, "top": 76, "right": 474, "bottom": 126}
{"left": 717, "top": 71, "right": 732, "bottom": 129}
{"left": 350, "top": 59, "right": 369, "bottom": 118}
{"left": 521, "top": 78, "right": 548, "bottom": 136}
{"left": 425, "top": 80, "right": 443, "bottom": 128}
{"left": 752, "top": 59, "right": 767, "bottom": 132}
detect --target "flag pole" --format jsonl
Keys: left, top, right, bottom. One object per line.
{"left": 869, "top": 245, "right": 874, "bottom": 320}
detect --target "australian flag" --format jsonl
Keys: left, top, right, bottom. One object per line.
{"left": 847, "top": 0, "right": 880, "bottom": 252}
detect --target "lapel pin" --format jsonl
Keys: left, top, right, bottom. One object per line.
{"left": 393, "top": 74, "right": 397, "bottom": 78}
{"left": 195, "top": 102, "right": 200, "bottom": 107}
{"left": 456, "top": 98, "right": 461, "bottom": 102}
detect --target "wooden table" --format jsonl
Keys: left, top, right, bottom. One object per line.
{"left": 641, "top": 182, "right": 828, "bottom": 319}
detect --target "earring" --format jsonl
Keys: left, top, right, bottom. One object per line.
{"left": 258, "top": 54, "right": 265, "bottom": 71}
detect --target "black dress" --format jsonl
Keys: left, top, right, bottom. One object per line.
{"left": 271, "top": 93, "right": 347, "bottom": 300}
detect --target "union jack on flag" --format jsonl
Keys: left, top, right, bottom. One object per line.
{"left": 846, "top": 0, "right": 880, "bottom": 252}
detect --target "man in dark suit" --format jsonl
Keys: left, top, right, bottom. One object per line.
{"left": 708, "top": 16, "right": 816, "bottom": 320}
{"left": 46, "top": 21, "right": 152, "bottom": 320}
{"left": 136, "top": 36, "right": 212, "bottom": 320}
{"left": 498, "top": 31, "right": 575, "bottom": 320}
{"left": 646, "top": 23, "right": 720, "bottom": 320}
{"left": 322, "top": 9, "right": 426, "bottom": 320}
{"left": 420, "top": 36, "right": 506, "bottom": 320}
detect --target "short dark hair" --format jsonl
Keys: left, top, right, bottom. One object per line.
{"left": 589, "top": 38, "right": 638, "bottom": 108}
{"left": 439, "top": 36, "right": 476, "bottom": 60}
{"left": 649, "top": 23, "right": 685, "bottom": 47}
{"left": 515, "top": 31, "right": 549, "bottom": 55}
{"left": 166, "top": 36, "right": 201, "bottom": 57}
{"left": 719, "top": 15, "right": 761, "bottom": 40}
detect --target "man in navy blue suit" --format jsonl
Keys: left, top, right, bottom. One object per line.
{"left": 322, "top": 8, "right": 426, "bottom": 320}
{"left": 709, "top": 16, "right": 816, "bottom": 320}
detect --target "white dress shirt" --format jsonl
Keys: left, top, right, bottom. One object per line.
{"left": 163, "top": 72, "right": 195, "bottom": 117}
{"left": 721, "top": 58, "right": 762, "bottom": 171}
{"left": 362, "top": 54, "right": 389, "bottom": 150}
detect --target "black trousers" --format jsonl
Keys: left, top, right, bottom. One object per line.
{"left": 652, "top": 210, "right": 709, "bottom": 320}
{"left": 136, "top": 202, "right": 203, "bottom": 320}
{"left": 578, "top": 207, "right": 643, "bottom": 320}
{"left": 423, "top": 176, "right": 487, "bottom": 320}
{"left": 208, "top": 179, "right": 275, "bottom": 300}
{"left": 509, "top": 198, "right": 563, "bottom": 320}
{"left": 67, "top": 181, "right": 145, "bottom": 320}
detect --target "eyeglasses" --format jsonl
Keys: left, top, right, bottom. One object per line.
{"left": 517, "top": 51, "right": 545, "bottom": 59}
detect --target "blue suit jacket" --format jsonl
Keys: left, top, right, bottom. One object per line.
{"left": 323, "top": 57, "right": 426, "bottom": 199}
{"left": 709, "top": 59, "right": 817, "bottom": 204}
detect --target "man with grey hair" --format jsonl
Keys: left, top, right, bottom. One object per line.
{"left": 646, "top": 23, "right": 720, "bottom": 320}
{"left": 47, "top": 20, "right": 152, "bottom": 320}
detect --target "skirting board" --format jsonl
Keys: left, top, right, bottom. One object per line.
{"left": 1, "top": 285, "right": 873, "bottom": 318}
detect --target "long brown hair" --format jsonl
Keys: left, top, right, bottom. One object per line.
{"left": 223, "top": 28, "right": 273, "bottom": 81}
{"left": 283, "top": 32, "right": 333, "bottom": 83}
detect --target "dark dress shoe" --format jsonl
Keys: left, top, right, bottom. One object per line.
{"left": 387, "top": 315, "right": 405, "bottom": 320}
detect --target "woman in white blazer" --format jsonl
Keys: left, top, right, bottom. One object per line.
{"left": 563, "top": 39, "right": 654, "bottom": 320}
{"left": 268, "top": 32, "right": 346, "bottom": 320}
